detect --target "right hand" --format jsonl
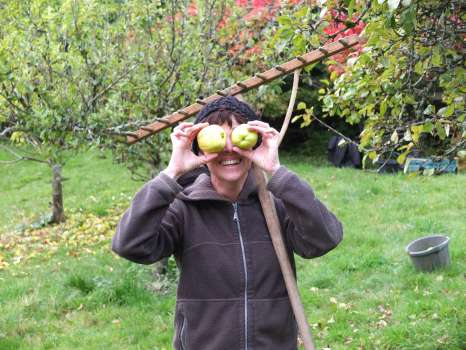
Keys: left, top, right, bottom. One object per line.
{"left": 164, "top": 122, "right": 218, "bottom": 179}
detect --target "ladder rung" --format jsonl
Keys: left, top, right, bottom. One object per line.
{"left": 296, "top": 56, "right": 308, "bottom": 64}
{"left": 154, "top": 118, "right": 171, "bottom": 125}
{"left": 237, "top": 82, "right": 248, "bottom": 89}
{"left": 318, "top": 47, "right": 329, "bottom": 55}
{"left": 275, "top": 66, "right": 286, "bottom": 73}
{"left": 338, "top": 38, "right": 350, "bottom": 48}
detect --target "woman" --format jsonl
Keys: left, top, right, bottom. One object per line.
{"left": 112, "top": 96, "right": 343, "bottom": 350}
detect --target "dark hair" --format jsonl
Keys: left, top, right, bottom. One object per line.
{"left": 192, "top": 96, "right": 260, "bottom": 155}
{"left": 203, "top": 110, "right": 248, "bottom": 127}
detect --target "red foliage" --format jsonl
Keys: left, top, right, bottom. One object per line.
{"left": 185, "top": 1, "right": 365, "bottom": 73}
{"left": 323, "top": 10, "right": 366, "bottom": 75}
{"left": 188, "top": 2, "right": 198, "bottom": 16}
{"left": 236, "top": 0, "right": 302, "bottom": 6}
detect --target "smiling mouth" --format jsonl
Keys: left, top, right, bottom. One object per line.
{"left": 220, "top": 159, "right": 241, "bottom": 166}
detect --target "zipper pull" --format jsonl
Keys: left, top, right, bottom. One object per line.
{"left": 232, "top": 203, "right": 238, "bottom": 221}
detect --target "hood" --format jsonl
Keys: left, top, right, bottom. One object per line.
{"left": 176, "top": 169, "right": 258, "bottom": 203}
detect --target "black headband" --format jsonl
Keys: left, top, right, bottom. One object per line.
{"left": 194, "top": 96, "right": 258, "bottom": 124}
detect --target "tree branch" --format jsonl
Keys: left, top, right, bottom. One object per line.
{"left": 0, "top": 143, "right": 48, "bottom": 164}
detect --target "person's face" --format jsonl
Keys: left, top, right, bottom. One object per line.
{"left": 205, "top": 118, "right": 252, "bottom": 186}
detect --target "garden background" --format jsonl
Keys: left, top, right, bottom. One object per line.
{"left": 1, "top": 1, "right": 464, "bottom": 349}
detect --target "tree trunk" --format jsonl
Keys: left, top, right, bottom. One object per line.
{"left": 51, "top": 164, "right": 65, "bottom": 223}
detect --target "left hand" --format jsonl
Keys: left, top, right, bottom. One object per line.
{"left": 233, "top": 121, "right": 281, "bottom": 175}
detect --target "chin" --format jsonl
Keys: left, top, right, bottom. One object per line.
{"left": 218, "top": 171, "right": 247, "bottom": 183}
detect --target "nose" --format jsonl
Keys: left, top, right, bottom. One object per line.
{"left": 224, "top": 132, "right": 234, "bottom": 152}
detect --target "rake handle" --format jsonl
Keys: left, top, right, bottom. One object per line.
{"left": 252, "top": 165, "right": 315, "bottom": 350}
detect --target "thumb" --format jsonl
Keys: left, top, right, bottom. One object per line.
{"left": 199, "top": 152, "right": 219, "bottom": 165}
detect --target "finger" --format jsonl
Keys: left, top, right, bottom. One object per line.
{"left": 246, "top": 125, "right": 278, "bottom": 136}
{"left": 199, "top": 152, "right": 219, "bottom": 164}
{"left": 172, "top": 130, "right": 185, "bottom": 139}
{"left": 174, "top": 122, "right": 194, "bottom": 132}
{"left": 189, "top": 122, "right": 209, "bottom": 133}
{"left": 177, "top": 123, "right": 205, "bottom": 136}
{"left": 173, "top": 129, "right": 190, "bottom": 138}
{"left": 186, "top": 123, "right": 209, "bottom": 141}
{"left": 175, "top": 122, "right": 193, "bottom": 128}
{"left": 247, "top": 120, "right": 270, "bottom": 128}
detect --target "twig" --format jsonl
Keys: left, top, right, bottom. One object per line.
{"left": 311, "top": 115, "right": 360, "bottom": 148}
{"left": 0, "top": 143, "right": 48, "bottom": 164}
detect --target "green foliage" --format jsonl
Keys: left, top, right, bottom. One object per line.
{"left": 92, "top": 0, "right": 234, "bottom": 179}
{"left": 334, "top": 1, "right": 466, "bottom": 163}
{"left": 0, "top": 0, "right": 234, "bottom": 176}
{"left": 323, "top": 1, "right": 464, "bottom": 163}
{"left": 258, "top": 0, "right": 465, "bottom": 164}
{"left": 0, "top": 0, "right": 236, "bottom": 223}
{"left": 0, "top": 0, "right": 127, "bottom": 164}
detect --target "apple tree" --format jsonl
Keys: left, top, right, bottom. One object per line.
{"left": 94, "top": 0, "right": 233, "bottom": 182}
{"left": 265, "top": 0, "right": 465, "bottom": 166}
{"left": 0, "top": 0, "right": 134, "bottom": 222}
{"left": 1, "top": 0, "right": 236, "bottom": 229}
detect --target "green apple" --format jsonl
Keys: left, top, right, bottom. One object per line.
{"left": 231, "top": 124, "right": 258, "bottom": 149}
{"left": 196, "top": 124, "right": 226, "bottom": 153}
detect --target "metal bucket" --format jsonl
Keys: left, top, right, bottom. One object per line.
{"left": 405, "top": 235, "right": 451, "bottom": 272}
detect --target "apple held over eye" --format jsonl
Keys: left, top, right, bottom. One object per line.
{"left": 231, "top": 124, "right": 258, "bottom": 150}
{"left": 196, "top": 125, "right": 226, "bottom": 153}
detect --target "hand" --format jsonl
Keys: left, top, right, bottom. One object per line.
{"left": 233, "top": 121, "right": 281, "bottom": 175}
{"left": 164, "top": 122, "right": 219, "bottom": 179}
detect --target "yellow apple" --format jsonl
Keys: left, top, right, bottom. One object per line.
{"left": 231, "top": 124, "right": 258, "bottom": 149}
{"left": 196, "top": 125, "right": 226, "bottom": 153}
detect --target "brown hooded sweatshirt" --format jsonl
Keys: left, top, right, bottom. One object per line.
{"left": 112, "top": 166, "right": 343, "bottom": 350}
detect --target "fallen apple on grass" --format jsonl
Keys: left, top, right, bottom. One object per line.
{"left": 231, "top": 124, "right": 258, "bottom": 150}
{"left": 196, "top": 125, "right": 226, "bottom": 153}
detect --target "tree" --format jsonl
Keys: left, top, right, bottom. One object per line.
{"left": 0, "top": 0, "right": 134, "bottom": 222}
{"left": 262, "top": 0, "right": 465, "bottom": 167}
{"left": 0, "top": 0, "right": 236, "bottom": 223}
{"left": 94, "top": 0, "right": 233, "bottom": 181}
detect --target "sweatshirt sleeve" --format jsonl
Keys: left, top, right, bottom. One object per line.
{"left": 112, "top": 172, "right": 184, "bottom": 264}
{"left": 266, "top": 166, "right": 343, "bottom": 258}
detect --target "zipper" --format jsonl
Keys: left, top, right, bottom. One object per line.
{"left": 233, "top": 202, "right": 249, "bottom": 350}
{"left": 180, "top": 316, "right": 187, "bottom": 350}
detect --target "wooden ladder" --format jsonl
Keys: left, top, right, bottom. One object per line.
{"left": 126, "top": 35, "right": 361, "bottom": 144}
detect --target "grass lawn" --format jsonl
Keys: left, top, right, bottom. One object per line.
{"left": 1, "top": 146, "right": 465, "bottom": 349}
{"left": 0, "top": 147, "right": 141, "bottom": 232}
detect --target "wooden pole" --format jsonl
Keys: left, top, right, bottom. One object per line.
{"left": 253, "top": 165, "right": 315, "bottom": 349}
{"left": 253, "top": 68, "right": 316, "bottom": 350}
{"left": 126, "top": 35, "right": 361, "bottom": 144}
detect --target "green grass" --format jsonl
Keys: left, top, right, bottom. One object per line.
{"left": 1, "top": 148, "right": 465, "bottom": 349}
{"left": 0, "top": 146, "right": 141, "bottom": 231}
{"left": 286, "top": 156, "right": 465, "bottom": 349}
